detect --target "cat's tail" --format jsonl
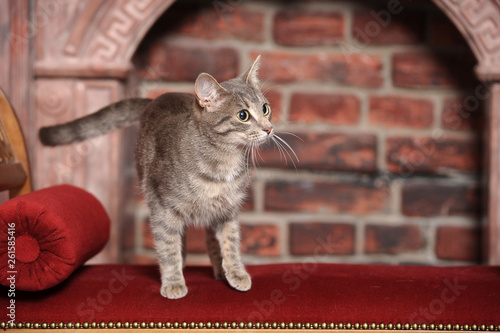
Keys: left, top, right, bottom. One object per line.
{"left": 39, "top": 98, "right": 152, "bottom": 146}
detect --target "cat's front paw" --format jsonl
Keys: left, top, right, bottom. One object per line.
{"left": 161, "top": 283, "right": 188, "bottom": 299}
{"left": 226, "top": 269, "right": 251, "bottom": 292}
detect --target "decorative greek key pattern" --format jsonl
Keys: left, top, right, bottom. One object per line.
{"left": 437, "top": 0, "right": 500, "bottom": 65}
{"left": 41, "top": 0, "right": 500, "bottom": 75}
{"left": 87, "top": 0, "right": 156, "bottom": 62}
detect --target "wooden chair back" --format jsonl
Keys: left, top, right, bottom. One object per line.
{"left": 0, "top": 89, "right": 31, "bottom": 198}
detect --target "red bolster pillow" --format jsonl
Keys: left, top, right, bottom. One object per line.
{"left": 0, "top": 185, "right": 110, "bottom": 291}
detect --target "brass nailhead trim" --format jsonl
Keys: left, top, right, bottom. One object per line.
{"left": 1, "top": 321, "right": 500, "bottom": 330}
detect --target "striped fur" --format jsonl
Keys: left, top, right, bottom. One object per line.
{"left": 39, "top": 57, "right": 276, "bottom": 299}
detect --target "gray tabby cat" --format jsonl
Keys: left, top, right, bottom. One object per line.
{"left": 40, "top": 56, "right": 280, "bottom": 299}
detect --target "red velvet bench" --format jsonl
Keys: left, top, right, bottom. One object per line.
{"left": 1, "top": 263, "right": 500, "bottom": 330}
{"left": 1, "top": 184, "right": 499, "bottom": 331}
{"left": 0, "top": 183, "right": 498, "bottom": 331}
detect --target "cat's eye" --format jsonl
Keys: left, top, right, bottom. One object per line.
{"left": 238, "top": 110, "right": 250, "bottom": 122}
{"left": 263, "top": 103, "right": 271, "bottom": 116}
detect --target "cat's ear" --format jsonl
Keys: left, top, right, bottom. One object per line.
{"left": 195, "top": 73, "right": 228, "bottom": 111}
{"left": 240, "top": 55, "right": 261, "bottom": 89}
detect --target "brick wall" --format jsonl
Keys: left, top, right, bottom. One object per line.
{"left": 125, "top": 0, "right": 484, "bottom": 266}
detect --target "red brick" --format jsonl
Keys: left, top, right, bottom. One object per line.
{"left": 145, "top": 223, "right": 279, "bottom": 256}
{"left": 263, "top": 89, "right": 283, "bottom": 122}
{"left": 435, "top": 226, "right": 481, "bottom": 262}
{"left": 273, "top": 10, "right": 344, "bottom": 46}
{"left": 429, "top": 14, "right": 469, "bottom": 47}
{"left": 290, "top": 93, "right": 360, "bottom": 125}
{"left": 442, "top": 96, "right": 483, "bottom": 131}
{"left": 386, "top": 136, "right": 479, "bottom": 174}
{"left": 162, "top": 5, "right": 265, "bottom": 42}
{"left": 265, "top": 179, "right": 389, "bottom": 214}
{"left": 392, "top": 51, "right": 477, "bottom": 89}
{"left": 369, "top": 96, "right": 434, "bottom": 129}
{"left": 402, "top": 182, "right": 479, "bottom": 217}
{"left": 252, "top": 51, "right": 383, "bottom": 88}
{"left": 186, "top": 226, "right": 207, "bottom": 254}
{"left": 289, "top": 223, "right": 354, "bottom": 255}
{"left": 259, "top": 132, "right": 377, "bottom": 173}
{"left": 240, "top": 224, "right": 280, "bottom": 256}
{"left": 143, "top": 224, "right": 208, "bottom": 253}
{"left": 365, "top": 224, "right": 425, "bottom": 254}
{"left": 352, "top": 9, "right": 425, "bottom": 45}
{"left": 137, "top": 45, "right": 239, "bottom": 82}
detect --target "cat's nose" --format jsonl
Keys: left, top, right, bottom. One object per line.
{"left": 263, "top": 126, "right": 273, "bottom": 135}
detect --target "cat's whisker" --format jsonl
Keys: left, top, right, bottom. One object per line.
{"left": 246, "top": 141, "right": 255, "bottom": 169}
{"left": 275, "top": 138, "right": 297, "bottom": 170}
{"left": 244, "top": 146, "right": 249, "bottom": 168}
{"left": 274, "top": 134, "right": 300, "bottom": 164}
{"left": 250, "top": 144, "right": 256, "bottom": 168}
{"left": 277, "top": 141, "right": 290, "bottom": 166}
{"left": 243, "top": 143, "right": 250, "bottom": 168}
{"left": 255, "top": 144, "right": 265, "bottom": 164}
{"left": 252, "top": 142, "right": 260, "bottom": 168}
{"left": 270, "top": 135, "right": 298, "bottom": 170}
{"left": 245, "top": 144, "right": 253, "bottom": 169}
{"left": 275, "top": 136, "right": 297, "bottom": 169}
{"left": 271, "top": 137, "right": 287, "bottom": 165}
{"left": 275, "top": 130, "right": 304, "bottom": 142}
{"left": 259, "top": 78, "right": 276, "bottom": 91}
{"left": 262, "top": 83, "right": 283, "bottom": 97}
